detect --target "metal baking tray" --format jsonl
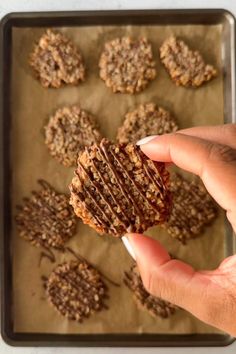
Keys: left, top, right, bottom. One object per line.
{"left": 0, "top": 9, "right": 235, "bottom": 347}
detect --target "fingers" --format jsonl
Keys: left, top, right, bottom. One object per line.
{"left": 178, "top": 124, "right": 236, "bottom": 150}
{"left": 139, "top": 133, "right": 236, "bottom": 174}
{"left": 126, "top": 234, "right": 199, "bottom": 309}
{"left": 126, "top": 233, "right": 236, "bottom": 336}
{"left": 139, "top": 133, "right": 236, "bottom": 227}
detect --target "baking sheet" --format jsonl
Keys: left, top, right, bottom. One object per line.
{"left": 11, "top": 24, "right": 226, "bottom": 334}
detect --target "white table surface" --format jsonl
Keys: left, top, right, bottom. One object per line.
{"left": 0, "top": 0, "right": 236, "bottom": 352}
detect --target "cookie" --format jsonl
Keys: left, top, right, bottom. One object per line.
{"left": 45, "top": 105, "right": 102, "bottom": 167}
{"left": 165, "top": 173, "right": 217, "bottom": 244}
{"left": 29, "top": 29, "right": 85, "bottom": 88}
{"left": 69, "top": 139, "right": 171, "bottom": 237}
{"left": 46, "top": 260, "right": 108, "bottom": 322}
{"left": 124, "top": 265, "right": 176, "bottom": 318}
{"left": 15, "top": 180, "right": 77, "bottom": 249}
{"left": 117, "top": 102, "right": 178, "bottom": 144}
{"left": 160, "top": 36, "right": 217, "bottom": 87}
{"left": 99, "top": 37, "right": 156, "bottom": 94}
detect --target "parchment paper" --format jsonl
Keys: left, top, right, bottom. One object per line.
{"left": 11, "top": 24, "right": 226, "bottom": 334}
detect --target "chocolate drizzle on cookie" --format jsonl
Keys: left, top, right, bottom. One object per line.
{"left": 124, "top": 265, "right": 176, "bottom": 318}
{"left": 66, "top": 246, "right": 120, "bottom": 287}
{"left": 46, "top": 260, "right": 108, "bottom": 322}
{"left": 70, "top": 139, "right": 171, "bottom": 237}
{"left": 16, "top": 179, "right": 77, "bottom": 249}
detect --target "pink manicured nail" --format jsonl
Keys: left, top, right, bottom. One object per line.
{"left": 136, "top": 135, "right": 158, "bottom": 146}
{"left": 122, "top": 236, "right": 136, "bottom": 260}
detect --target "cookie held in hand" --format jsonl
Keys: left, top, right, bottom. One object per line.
{"left": 29, "top": 29, "right": 85, "bottom": 88}
{"left": 16, "top": 180, "right": 77, "bottom": 249}
{"left": 46, "top": 260, "right": 108, "bottom": 322}
{"left": 124, "top": 265, "right": 176, "bottom": 318}
{"left": 69, "top": 139, "right": 171, "bottom": 237}
{"left": 160, "top": 36, "right": 217, "bottom": 87}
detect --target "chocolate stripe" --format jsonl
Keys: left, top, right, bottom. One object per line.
{"left": 77, "top": 159, "right": 127, "bottom": 231}
{"left": 91, "top": 159, "right": 130, "bottom": 228}
{"left": 16, "top": 180, "right": 76, "bottom": 249}
{"left": 136, "top": 149, "right": 164, "bottom": 197}
{"left": 74, "top": 169, "right": 111, "bottom": 231}
{"left": 70, "top": 184, "right": 105, "bottom": 230}
{"left": 46, "top": 261, "right": 107, "bottom": 322}
{"left": 110, "top": 147, "right": 162, "bottom": 214}
{"left": 99, "top": 140, "right": 143, "bottom": 222}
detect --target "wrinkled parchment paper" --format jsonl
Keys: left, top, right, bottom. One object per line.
{"left": 11, "top": 24, "right": 226, "bottom": 334}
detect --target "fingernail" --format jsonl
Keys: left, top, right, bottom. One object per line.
{"left": 136, "top": 135, "right": 158, "bottom": 146}
{"left": 122, "top": 236, "right": 136, "bottom": 260}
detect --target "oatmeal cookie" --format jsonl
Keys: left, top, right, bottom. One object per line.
{"left": 46, "top": 260, "right": 108, "bottom": 322}
{"left": 160, "top": 36, "right": 217, "bottom": 87}
{"left": 117, "top": 102, "right": 178, "bottom": 144}
{"left": 124, "top": 265, "right": 176, "bottom": 318}
{"left": 29, "top": 29, "right": 85, "bottom": 88}
{"left": 15, "top": 180, "right": 77, "bottom": 249}
{"left": 165, "top": 173, "right": 217, "bottom": 244}
{"left": 69, "top": 139, "right": 171, "bottom": 237}
{"left": 99, "top": 37, "right": 156, "bottom": 94}
{"left": 45, "top": 105, "right": 102, "bottom": 167}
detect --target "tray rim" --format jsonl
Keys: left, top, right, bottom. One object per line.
{"left": 0, "top": 8, "right": 235, "bottom": 348}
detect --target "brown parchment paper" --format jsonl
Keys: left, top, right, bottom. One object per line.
{"left": 11, "top": 24, "right": 226, "bottom": 334}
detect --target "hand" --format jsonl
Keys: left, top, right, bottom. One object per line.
{"left": 125, "top": 124, "right": 236, "bottom": 336}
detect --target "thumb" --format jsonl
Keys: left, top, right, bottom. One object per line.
{"left": 126, "top": 233, "right": 236, "bottom": 335}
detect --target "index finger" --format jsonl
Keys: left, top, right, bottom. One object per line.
{"left": 178, "top": 124, "right": 236, "bottom": 149}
